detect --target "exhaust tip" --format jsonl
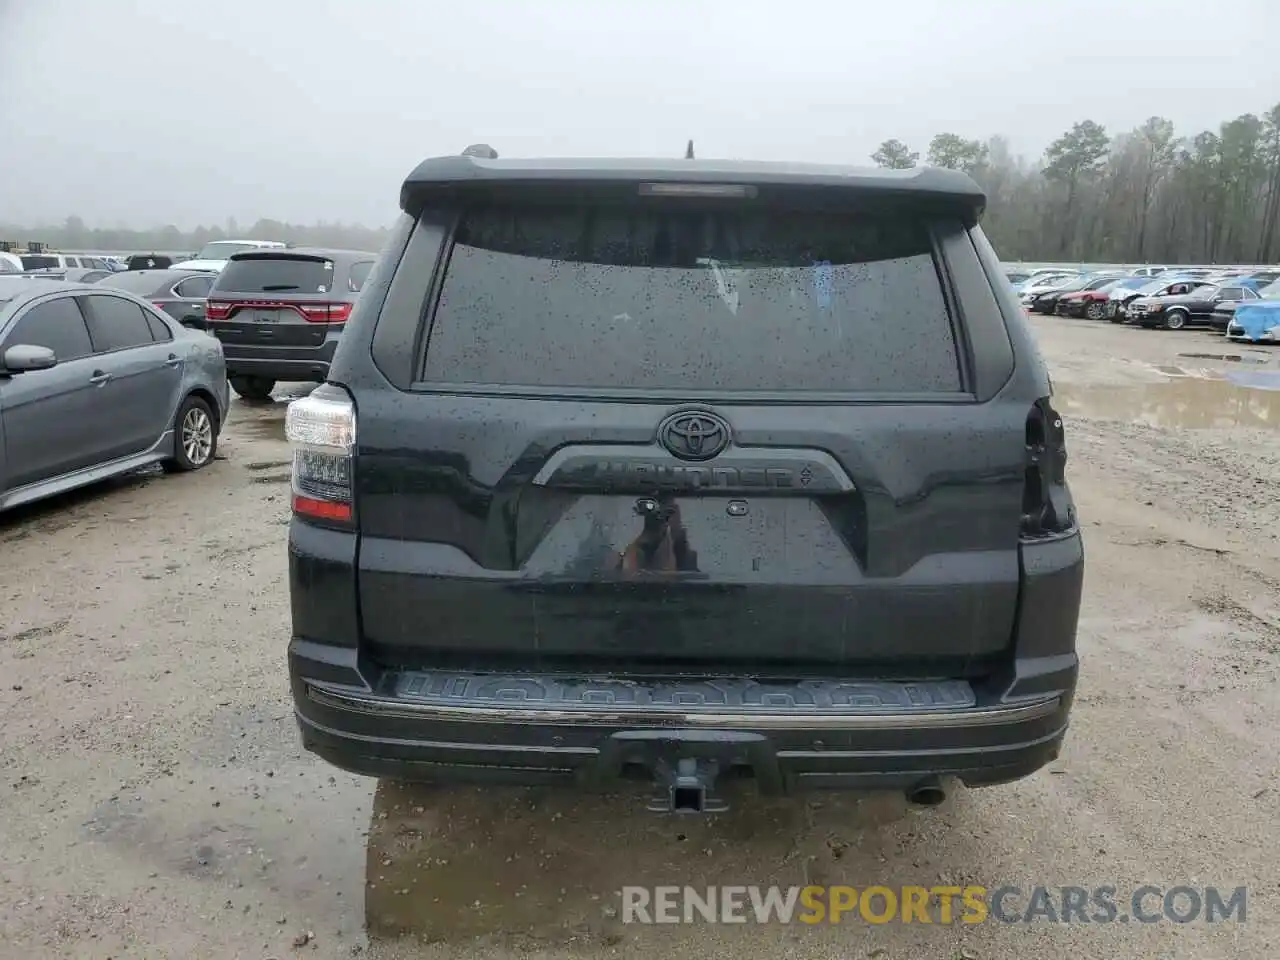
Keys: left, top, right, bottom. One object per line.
{"left": 907, "top": 781, "right": 947, "bottom": 807}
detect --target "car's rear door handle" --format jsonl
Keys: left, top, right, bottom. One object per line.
{"left": 165, "top": 354, "right": 182, "bottom": 367}
{"left": 89, "top": 371, "right": 111, "bottom": 386}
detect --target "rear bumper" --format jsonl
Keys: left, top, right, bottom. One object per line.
{"left": 219, "top": 336, "right": 339, "bottom": 381}
{"left": 290, "top": 643, "right": 1076, "bottom": 792}
{"left": 288, "top": 511, "right": 1083, "bottom": 794}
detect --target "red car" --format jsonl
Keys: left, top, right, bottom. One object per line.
{"left": 1054, "top": 280, "right": 1122, "bottom": 319}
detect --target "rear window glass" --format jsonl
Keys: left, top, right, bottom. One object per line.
{"left": 422, "top": 205, "right": 961, "bottom": 392}
{"left": 215, "top": 255, "right": 335, "bottom": 294}
{"left": 21, "top": 255, "right": 58, "bottom": 270}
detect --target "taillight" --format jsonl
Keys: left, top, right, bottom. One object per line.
{"left": 206, "top": 300, "right": 230, "bottom": 321}
{"left": 1021, "top": 398, "right": 1075, "bottom": 539}
{"left": 298, "top": 302, "right": 352, "bottom": 323}
{"left": 285, "top": 387, "right": 355, "bottom": 525}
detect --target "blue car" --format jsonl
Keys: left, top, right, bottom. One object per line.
{"left": 1227, "top": 281, "right": 1280, "bottom": 343}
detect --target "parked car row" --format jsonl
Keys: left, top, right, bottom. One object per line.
{"left": 0, "top": 242, "right": 378, "bottom": 515}
{"left": 1004, "top": 263, "right": 1280, "bottom": 287}
{"left": 1019, "top": 264, "right": 1280, "bottom": 343}
{"left": 1123, "top": 281, "right": 1260, "bottom": 330}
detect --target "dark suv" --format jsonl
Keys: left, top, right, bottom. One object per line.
{"left": 284, "top": 154, "right": 1083, "bottom": 812}
{"left": 206, "top": 247, "right": 377, "bottom": 401}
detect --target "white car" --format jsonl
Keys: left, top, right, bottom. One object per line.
{"left": 1019, "top": 273, "right": 1078, "bottom": 303}
{"left": 172, "top": 239, "right": 288, "bottom": 272}
{"left": 15, "top": 252, "right": 117, "bottom": 272}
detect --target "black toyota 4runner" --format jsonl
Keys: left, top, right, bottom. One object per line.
{"left": 285, "top": 153, "right": 1083, "bottom": 812}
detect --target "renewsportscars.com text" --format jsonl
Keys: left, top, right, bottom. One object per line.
{"left": 620, "top": 885, "right": 1247, "bottom": 925}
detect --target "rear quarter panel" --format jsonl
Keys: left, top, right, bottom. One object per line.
{"left": 174, "top": 324, "right": 230, "bottom": 424}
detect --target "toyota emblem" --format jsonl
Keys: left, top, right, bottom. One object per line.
{"left": 658, "top": 411, "right": 731, "bottom": 461}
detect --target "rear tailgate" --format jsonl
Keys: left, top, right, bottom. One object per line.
{"left": 353, "top": 195, "right": 1026, "bottom": 675}
{"left": 207, "top": 253, "right": 347, "bottom": 346}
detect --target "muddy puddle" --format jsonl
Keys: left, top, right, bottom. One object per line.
{"left": 1055, "top": 369, "right": 1280, "bottom": 430}
{"left": 223, "top": 386, "right": 313, "bottom": 443}
{"left": 361, "top": 780, "right": 917, "bottom": 946}
{"left": 233, "top": 414, "right": 287, "bottom": 442}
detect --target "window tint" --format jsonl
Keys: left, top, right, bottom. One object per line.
{"left": 215, "top": 255, "right": 334, "bottom": 294}
{"left": 1219, "top": 287, "right": 1244, "bottom": 300}
{"left": 127, "top": 255, "right": 172, "bottom": 270}
{"left": 85, "top": 295, "right": 156, "bottom": 352}
{"left": 5, "top": 297, "right": 92, "bottom": 360}
{"left": 348, "top": 261, "right": 374, "bottom": 292}
{"left": 422, "top": 205, "right": 961, "bottom": 393}
{"left": 21, "top": 255, "right": 57, "bottom": 270}
{"left": 143, "top": 310, "right": 173, "bottom": 342}
{"left": 81, "top": 271, "right": 111, "bottom": 283}
{"left": 175, "top": 274, "right": 213, "bottom": 298}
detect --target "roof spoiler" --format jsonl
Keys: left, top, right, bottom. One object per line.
{"left": 401, "top": 158, "right": 985, "bottom": 223}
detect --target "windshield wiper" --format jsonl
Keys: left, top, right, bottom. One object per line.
{"left": 261, "top": 284, "right": 300, "bottom": 291}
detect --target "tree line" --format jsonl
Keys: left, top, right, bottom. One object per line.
{"left": 0, "top": 217, "right": 394, "bottom": 257}
{"left": 872, "top": 101, "right": 1280, "bottom": 265}
{"left": 8, "top": 102, "right": 1280, "bottom": 264}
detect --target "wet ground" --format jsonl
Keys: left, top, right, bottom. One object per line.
{"left": 3, "top": 318, "right": 1280, "bottom": 958}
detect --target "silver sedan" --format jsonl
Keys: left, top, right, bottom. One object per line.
{"left": 0, "top": 276, "right": 230, "bottom": 512}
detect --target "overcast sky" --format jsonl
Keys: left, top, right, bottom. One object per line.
{"left": 1, "top": 0, "right": 1276, "bottom": 229}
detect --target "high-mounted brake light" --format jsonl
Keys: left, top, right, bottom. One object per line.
{"left": 285, "top": 391, "right": 356, "bottom": 524}
{"left": 639, "top": 182, "right": 757, "bottom": 198}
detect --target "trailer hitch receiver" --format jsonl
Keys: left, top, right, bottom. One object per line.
{"left": 648, "top": 757, "right": 728, "bottom": 814}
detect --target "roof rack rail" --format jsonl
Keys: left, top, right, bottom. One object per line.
{"left": 461, "top": 143, "right": 499, "bottom": 159}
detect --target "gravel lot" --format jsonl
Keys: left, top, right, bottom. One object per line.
{"left": 2, "top": 318, "right": 1278, "bottom": 959}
